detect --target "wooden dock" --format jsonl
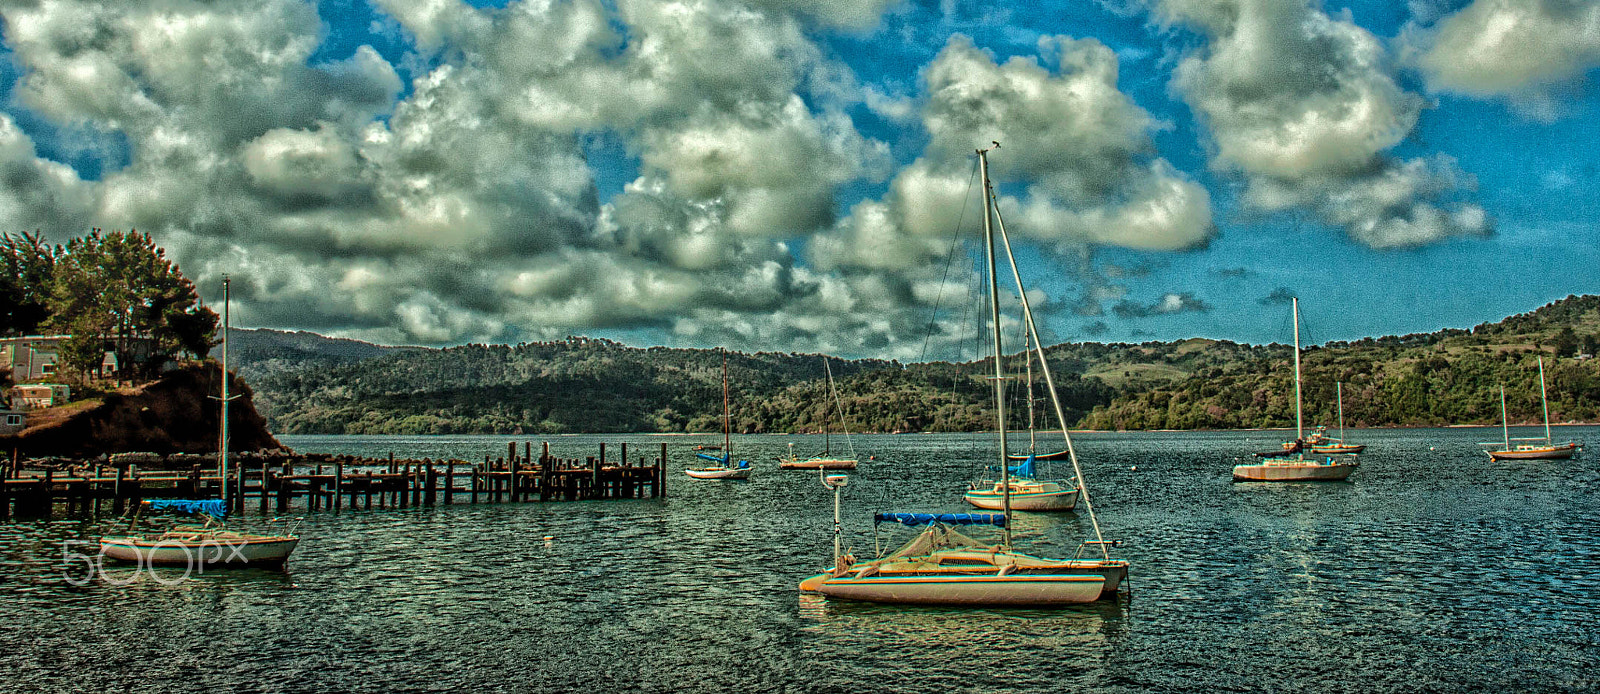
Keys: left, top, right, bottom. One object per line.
{"left": 0, "top": 441, "right": 666, "bottom": 518}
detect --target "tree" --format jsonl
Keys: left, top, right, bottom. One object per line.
{"left": 1553, "top": 326, "right": 1579, "bottom": 358}
{"left": 47, "top": 229, "right": 219, "bottom": 379}
{"left": 0, "top": 231, "right": 58, "bottom": 336}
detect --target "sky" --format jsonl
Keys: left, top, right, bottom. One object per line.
{"left": 1, "top": 0, "right": 1597, "bottom": 360}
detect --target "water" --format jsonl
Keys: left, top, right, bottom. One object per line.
{"left": 2, "top": 428, "right": 1598, "bottom": 693}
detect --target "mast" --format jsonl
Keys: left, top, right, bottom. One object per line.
{"left": 1538, "top": 356, "right": 1552, "bottom": 444}
{"left": 1500, "top": 386, "right": 1510, "bottom": 450}
{"left": 721, "top": 350, "right": 731, "bottom": 458}
{"left": 220, "top": 275, "right": 231, "bottom": 507}
{"left": 978, "top": 145, "right": 1011, "bottom": 547}
{"left": 1337, "top": 381, "right": 1345, "bottom": 443}
{"left": 1292, "top": 297, "right": 1303, "bottom": 443}
{"left": 1024, "top": 333, "right": 1037, "bottom": 454}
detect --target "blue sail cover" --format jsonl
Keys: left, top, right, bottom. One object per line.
{"left": 874, "top": 512, "right": 1006, "bottom": 528}
{"left": 695, "top": 452, "right": 750, "bottom": 468}
{"left": 145, "top": 499, "right": 228, "bottom": 517}
{"left": 1008, "top": 454, "right": 1036, "bottom": 478}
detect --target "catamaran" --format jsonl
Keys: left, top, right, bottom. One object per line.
{"left": 799, "top": 143, "right": 1126, "bottom": 606}
{"left": 1233, "top": 297, "right": 1358, "bottom": 482}
{"left": 686, "top": 351, "right": 752, "bottom": 479}
{"left": 1481, "top": 357, "right": 1581, "bottom": 460}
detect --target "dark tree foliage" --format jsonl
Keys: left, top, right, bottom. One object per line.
{"left": 10, "top": 229, "right": 218, "bottom": 379}
{"left": 1, "top": 231, "right": 58, "bottom": 336}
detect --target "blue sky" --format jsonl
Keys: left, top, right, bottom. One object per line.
{"left": 1, "top": 0, "right": 1597, "bottom": 358}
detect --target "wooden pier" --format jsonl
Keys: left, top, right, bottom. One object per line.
{"left": 0, "top": 441, "right": 666, "bottom": 518}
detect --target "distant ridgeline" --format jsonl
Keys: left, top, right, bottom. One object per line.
{"left": 237, "top": 296, "right": 1600, "bottom": 435}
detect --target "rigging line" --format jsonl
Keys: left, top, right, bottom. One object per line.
{"left": 920, "top": 157, "right": 982, "bottom": 363}
{"left": 990, "top": 195, "right": 1110, "bottom": 560}
{"left": 823, "top": 359, "right": 857, "bottom": 459}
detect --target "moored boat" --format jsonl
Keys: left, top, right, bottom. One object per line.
{"left": 779, "top": 360, "right": 860, "bottom": 470}
{"left": 1233, "top": 297, "right": 1358, "bottom": 482}
{"left": 99, "top": 499, "right": 299, "bottom": 569}
{"left": 1481, "top": 360, "right": 1582, "bottom": 461}
{"left": 800, "top": 144, "right": 1126, "bottom": 606}
{"left": 798, "top": 514, "right": 1113, "bottom": 606}
{"left": 686, "top": 350, "right": 754, "bottom": 480}
{"left": 964, "top": 455, "right": 1078, "bottom": 511}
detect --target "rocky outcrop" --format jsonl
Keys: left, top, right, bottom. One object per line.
{"left": 0, "top": 363, "right": 285, "bottom": 458}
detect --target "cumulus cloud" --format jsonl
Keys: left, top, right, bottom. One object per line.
{"left": 1154, "top": 0, "right": 1491, "bottom": 248}
{"left": 803, "top": 33, "right": 1216, "bottom": 348}
{"left": 1112, "top": 291, "right": 1211, "bottom": 317}
{"left": 0, "top": 0, "right": 916, "bottom": 353}
{"left": 1400, "top": 0, "right": 1600, "bottom": 120}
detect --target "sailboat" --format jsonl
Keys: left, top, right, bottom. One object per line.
{"left": 1287, "top": 382, "right": 1366, "bottom": 454}
{"left": 799, "top": 143, "right": 1127, "bottom": 605}
{"left": 685, "top": 351, "right": 752, "bottom": 479}
{"left": 965, "top": 331, "right": 1078, "bottom": 511}
{"left": 1005, "top": 336, "right": 1071, "bottom": 462}
{"left": 99, "top": 276, "right": 300, "bottom": 569}
{"left": 1481, "top": 357, "right": 1581, "bottom": 460}
{"left": 1233, "top": 297, "right": 1358, "bottom": 482}
{"left": 780, "top": 360, "right": 859, "bottom": 470}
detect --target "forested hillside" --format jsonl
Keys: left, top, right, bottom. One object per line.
{"left": 241, "top": 295, "right": 1600, "bottom": 434}
{"left": 1082, "top": 295, "right": 1600, "bottom": 430}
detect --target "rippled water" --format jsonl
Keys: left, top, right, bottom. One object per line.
{"left": 3, "top": 428, "right": 1598, "bottom": 693}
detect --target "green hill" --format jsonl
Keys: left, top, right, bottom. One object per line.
{"left": 239, "top": 295, "right": 1600, "bottom": 434}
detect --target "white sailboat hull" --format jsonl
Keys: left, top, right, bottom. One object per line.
{"left": 963, "top": 482, "right": 1079, "bottom": 511}
{"left": 802, "top": 572, "right": 1104, "bottom": 606}
{"left": 1232, "top": 459, "right": 1357, "bottom": 482}
{"left": 1486, "top": 443, "right": 1579, "bottom": 460}
{"left": 99, "top": 534, "right": 298, "bottom": 568}
{"left": 778, "top": 458, "right": 858, "bottom": 470}
{"left": 684, "top": 467, "right": 751, "bottom": 480}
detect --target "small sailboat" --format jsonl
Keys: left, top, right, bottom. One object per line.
{"left": 1286, "top": 382, "right": 1366, "bottom": 454}
{"left": 686, "top": 351, "right": 752, "bottom": 480}
{"left": 967, "top": 332, "right": 1077, "bottom": 511}
{"left": 99, "top": 277, "right": 300, "bottom": 569}
{"left": 1004, "top": 339, "right": 1070, "bottom": 461}
{"left": 99, "top": 499, "right": 300, "bottom": 568}
{"left": 780, "top": 360, "right": 859, "bottom": 470}
{"left": 1481, "top": 358, "right": 1581, "bottom": 460}
{"left": 1234, "top": 297, "right": 1358, "bottom": 482}
{"left": 801, "top": 144, "right": 1126, "bottom": 606}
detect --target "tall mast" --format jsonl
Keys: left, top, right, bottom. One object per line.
{"left": 1500, "top": 386, "right": 1510, "bottom": 450}
{"left": 978, "top": 145, "right": 1011, "bottom": 547}
{"left": 722, "top": 350, "right": 730, "bottom": 457}
{"left": 1538, "top": 356, "right": 1552, "bottom": 445}
{"left": 1024, "top": 333, "right": 1037, "bottom": 454}
{"left": 1292, "top": 296, "right": 1303, "bottom": 443}
{"left": 220, "top": 275, "right": 231, "bottom": 507}
{"left": 1337, "top": 381, "right": 1345, "bottom": 442}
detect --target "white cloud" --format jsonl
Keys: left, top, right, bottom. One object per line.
{"left": 1401, "top": 0, "right": 1600, "bottom": 119}
{"left": 1156, "top": 0, "right": 1490, "bottom": 247}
